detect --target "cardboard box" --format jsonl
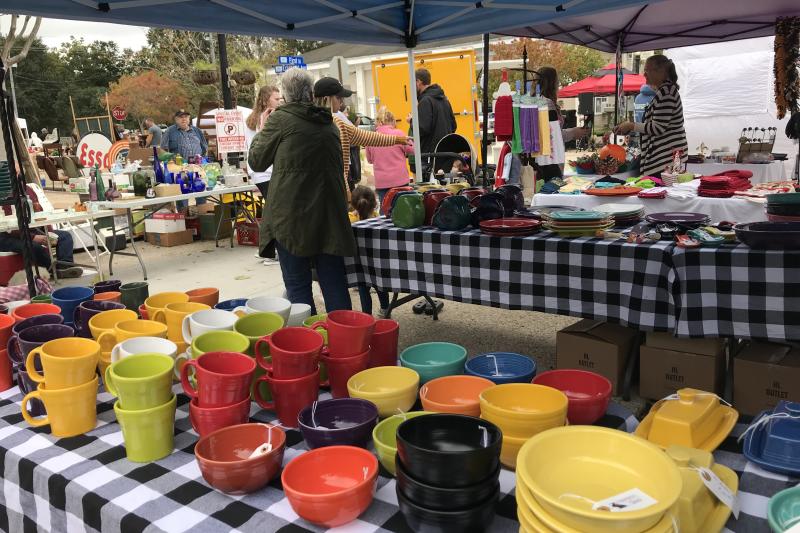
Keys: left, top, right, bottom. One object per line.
{"left": 734, "top": 342, "right": 800, "bottom": 416}
{"left": 145, "top": 218, "right": 186, "bottom": 234}
{"left": 556, "top": 320, "right": 639, "bottom": 395}
{"left": 154, "top": 184, "right": 181, "bottom": 197}
{"left": 127, "top": 146, "right": 153, "bottom": 164}
{"left": 639, "top": 346, "right": 725, "bottom": 400}
{"left": 646, "top": 332, "right": 726, "bottom": 357}
{"left": 146, "top": 230, "right": 193, "bottom": 247}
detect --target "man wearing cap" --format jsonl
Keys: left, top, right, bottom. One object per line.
{"left": 161, "top": 110, "right": 208, "bottom": 160}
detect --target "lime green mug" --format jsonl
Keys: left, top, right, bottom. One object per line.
{"left": 233, "top": 312, "right": 285, "bottom": 356}
{"left": 114, "top": 394, "right": 177, "bottom": 462}
{"left": 104, "top": 353, "right": 175, "bottom": 410}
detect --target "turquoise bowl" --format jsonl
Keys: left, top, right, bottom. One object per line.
{"left": 769, "top": 485, "right": 800, "bottom": 532}
{"left": 400, "top": 342, "right": 467, "bottom": 384}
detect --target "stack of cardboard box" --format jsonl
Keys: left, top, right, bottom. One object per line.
{"left": 145, "top": 209, "right": 193, "bottom": 247}
{"left": 734, "top": 341, "right": 800, "bottom": 416}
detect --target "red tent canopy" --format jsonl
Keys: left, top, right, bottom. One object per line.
{"left": 558, "top": 64, "right": 646, "bottom": 98}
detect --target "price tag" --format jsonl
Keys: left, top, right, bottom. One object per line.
{"left": 591, "top": 488, "right": 658, "bottom": 513}
{"left": 697, "top": 467, "right": 739, "bottom": 519}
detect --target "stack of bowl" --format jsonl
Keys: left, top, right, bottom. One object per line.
{"left": 400, "top": 342, "right": 467, "bottom": 384}
{"left": 766, "top": 192, "right": 800, "bottom": 222}
{"left": 395, "top": 414, "right": 502, "bottom": 532}
{"left": 516, "top": 426, "right": 683, "bottom": 533}
{"left": 347, "top": 366, "right": 419, "bottom": 418}
{"left": 465, "top": 352, "right": 537, "bottom": 384}
{"left": 532, "top": 369, "right": 612, "bottom": 424}
{"left": 480, "top": 383, "right": 568, "bottom": 469}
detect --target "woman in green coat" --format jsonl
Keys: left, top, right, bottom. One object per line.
{"left": 248, "top": 68, "right": 354, "bottom": 313}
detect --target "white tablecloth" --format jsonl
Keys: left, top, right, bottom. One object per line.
{"left": 686, "top": 161, "right": 786, "bottom": 184}
{"left": 532, "top": 193, "right": 768, "bottom": 224}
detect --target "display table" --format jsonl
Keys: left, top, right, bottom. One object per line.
{"left": 532, "top": 192, "right": 767, "bottom": 224}
{"left": 687, "top": 161, "right": 787, "bottom": 184}
{"left": 0, "top": 383, "right": 789, "bottom": 532}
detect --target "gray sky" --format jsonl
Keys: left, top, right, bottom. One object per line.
{"left": 1, "top": 16, "right": 149, "bottom": 51}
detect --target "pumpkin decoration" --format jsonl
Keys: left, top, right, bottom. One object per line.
{"left": 599, "top": 144, "right": 627, "bottom": 163}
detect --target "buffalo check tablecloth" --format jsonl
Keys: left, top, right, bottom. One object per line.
{"left": 0, "top": 383, "right": 793, "bottom": 533}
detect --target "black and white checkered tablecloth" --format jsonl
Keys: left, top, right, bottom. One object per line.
{"left": 0, "top": 383, "right": 789, "bottom": 533}
{"left": 672, "top": 244, "right": 800, "bottom": 341}
{"left": 345, "top": 218, "right": 677, "bottom": 332}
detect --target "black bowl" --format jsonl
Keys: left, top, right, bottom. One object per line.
{"left": 396, "top": 456, "right": 499, "bottom": 511}
{"left": 734, "top": 222, "right": 800, "bottom": 249}
{"left": 397, "top": 484, "right": 498, "bottom": 533}
{"left": 766, "top": 204, "right": 800, "bottom": 217}
{"left": 396, "top": 414, "right": 502, "bottom": 488}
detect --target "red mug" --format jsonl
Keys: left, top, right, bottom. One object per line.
{"left": 254, "top": 327, "right": 324, "bottom": 379}
{"left": 309, "top": 310, "right": 375, "bottom": 358}
{"left": 253, "top": 368, "right": 319, "bottom": 428}
{"left": 368, "top": 319, "right": 400, "bottom": 368}
{"left": 320, "top": 349, "right": 370, "bottom": 399}
{"left": 181, "top": 351, "right": 256, "bottom": 407}
{"left": 189, "top": 397, "right": 251, "bottom": 437}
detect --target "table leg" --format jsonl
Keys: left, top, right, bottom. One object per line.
{"left": 88, "top": 216, "right": 104, "bottom": 281}
{"left": 108, "top": 217, "right": 117, "bottom": 276}
{"left": 126, "top": 209, "right": 148, "bottom": 280}
{"left": 621, "top": 331, "right": 644, "bottom": 402}
{"left": 45, "top": 236, "right": 58, "bottom": 283}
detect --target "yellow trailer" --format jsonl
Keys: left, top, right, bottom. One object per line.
{"left": 371, "top": 50, "right": 480, "bottom": 161}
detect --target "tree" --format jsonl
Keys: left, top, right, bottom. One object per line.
{"left": 106, "top": 71, "right": 188, "bottom": 125}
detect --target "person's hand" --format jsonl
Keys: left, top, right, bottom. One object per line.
{"left": 406, "top": 113, "right": 412, "bottom": 124}
{"left": 395, "top": 135, "right": 412, "bottom": 146}
{"left": 573, "top": 127, "right": 590, "bottom": 139}
{"left": 614, "top": 121, "right": 635, "bottom": 135}
{"left": 259, "top": 108, "right": 275, "bottom": 130}
{"left": 32, "top": 235, "right": 47, "bottom": 245}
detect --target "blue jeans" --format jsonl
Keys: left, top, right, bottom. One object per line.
{"left": 275, "top": 242, "right": 352, "bottom": 315}
{"left": 0, "top": 229, "right": 73, "bottom": 269}
{"left": 357, "top": 284, "right": 390, "bottom": 315}
{"left": 377, "top": 188, "right": 389, "bottom": 216}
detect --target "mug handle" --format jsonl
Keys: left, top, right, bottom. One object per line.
{"left": 252, "top": 374, "right": 275, "bottom": 409}
{"left": 20, "top": 391, "right": 48, "bottom": 427}
{"left": 104, "top": 366, "right": 118, "bottom": 397}
{"left": 232, "top": 306, "right": 247, "bottom": 317}
{"left": 152, "top": 309, "right": 167, "bottom": 325}
{"left": 174, "top": 351, "right": 191, "bottom": 379}
{"left": 96, "top": 331, "right": 117, "bottom": 354}
{"left": 254, "top": 335, "right": 273, "bottom": 370}
{"left": 318, "top": 347, "right": 330, "bottom": 387}
{"left": 6, "top": 335, "right": 20, "bottom": 365}
{"left": 181, "top": 315, "right": 192, "bottom": 345}
{"left": 110, "top": 344, "right": 121, "bottom": 364}
{"left": 25, "top": 348, "right": 45, "bottom": 384}
{"left": 309, "top": 321, "right": 327, "bottom": 332}
{"left": 180, "top": 359, "right": 200, "bottom": 399}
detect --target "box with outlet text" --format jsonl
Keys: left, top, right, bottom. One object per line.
{"left": 639, "top": 346, "right": 725, "bottom": 400}
{"left": 734, "top": 342, "right": 800, "bottom": 416}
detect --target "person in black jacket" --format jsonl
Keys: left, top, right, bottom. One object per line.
{"left": 407, "top": 68, "right": 457, "bottom": 173}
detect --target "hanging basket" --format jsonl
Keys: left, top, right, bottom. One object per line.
{"left": 192, "top": 70, "right": 219, "bottom": 85}
{"left": 231, "top": 70, "right": 257, "bottom": 86}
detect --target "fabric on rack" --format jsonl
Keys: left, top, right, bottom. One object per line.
{"left": 519, "top": 106, "right": 531, "bottom": 153}
{"left": 535, "top": 117, "right": 564, "bottom": 166}
{"left": 494, "top": 95, "right": 513, "bottom": 140}
{"left": 511, "top": 105, "right": 522, "bottom": 154}
{"left": 529, "top": 106, "right": 540, "bottom": 154}
{"left": 538, "top": 108, "right": 551, "bottom": 156}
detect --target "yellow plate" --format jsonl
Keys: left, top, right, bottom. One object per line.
{"left": 636, "top": 403, "right": 738, "bottom": 452}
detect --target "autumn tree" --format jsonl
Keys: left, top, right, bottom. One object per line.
{"left": 106, "top": 71, "right": 188, "bottom": 126}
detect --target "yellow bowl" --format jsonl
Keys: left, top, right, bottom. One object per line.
{"left": 500, "top": 434, "right": 530, "bottom": 470}
{"left": 482, "top": 410, "right": 565, "bottom": 439}
{"left": 347, "top": 366, "right": 420, "bottom": 418}
{"left": 480, "top": 384, "right": 568, "bottom": 419}
{"left": 516, "top": 426, "right": 682, "bottom": 533}
{"left": 372, "top": 411, "right": 434, "bottom": 476}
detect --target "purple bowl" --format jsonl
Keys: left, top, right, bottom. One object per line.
{"left": 297, "top": 398, "right": 379, "bottom": 450}
{"left": 92, "top": 279, "right": 122, "bottom": 293}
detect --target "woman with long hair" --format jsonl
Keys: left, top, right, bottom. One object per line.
{"left": 366, "top": 107, "right": 414, "bottom": 212}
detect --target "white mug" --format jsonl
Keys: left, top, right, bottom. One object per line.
{"left": 110, "top": 336, "right": 179, "bottom": 376}
{"left": 287, "top": 303, "right": 312, "bottom": 327}
{"left": 233, "top": 296, "right": 291, "bottom": 323}
{"left": 181, "top": 309, "right": 238, "bottom": 344}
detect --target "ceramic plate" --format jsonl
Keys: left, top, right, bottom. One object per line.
{"left": 545, "top": 218, "right": 613, "bottom": 228}
{"left": 595, "top": 203, "right": 646, "bottom": 216}
{"left": 584, "top": 186, "right": 642, "bottom": 196}
{"left": 530, "top": 206, "right": 583, "bottom": 218}
{"left": 636, "top": 405, "right": 739, "bottom": 452}
{"left": 546, "top": 210, "right": 607, "bottom": 222}
{"left": 480, "top": 219, "right": 541, "bottom": 230}
{"left": 645, "top": 212, "right": 710, "bottom": 224}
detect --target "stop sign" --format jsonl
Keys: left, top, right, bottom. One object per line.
{"left": 112, "top": 106, "right": 127, "bottom": 121}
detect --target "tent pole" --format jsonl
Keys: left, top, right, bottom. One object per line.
{"left": 481, "top": 33, "right": 489, "bottom": 185}
{"left": 522, "top": 44, "right": 528, "bottom": 94}
{"left": 408, "top": 49, "right": 423, "bottom": 183}
{"left": 218, "top": 34, "right": 233, "bottom": 110}
{"left": 614, "top": 34, "right": 622, "bottom": 129}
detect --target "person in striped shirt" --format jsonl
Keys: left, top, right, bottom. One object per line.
{"left": 615, "top": 55, "right": 688, "bottom": 177}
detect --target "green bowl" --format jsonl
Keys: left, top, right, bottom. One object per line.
{"left": 769, "top": 485, "right": 800, "bottom": 532}
{"left": 767, "top": 193, "right": 800, "bottom": 206}
{"left": 372, "top": 411, "right": 434, "bottom": 475}
{"left": 400, "top": 342, "right": 467, "bottom": 384}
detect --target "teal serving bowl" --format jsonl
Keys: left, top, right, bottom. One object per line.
{"left": 768, "top": 485, "right": 800, "bottom": 532}
{"left": 400, "top": 342, "right": 467, "bottom": 384}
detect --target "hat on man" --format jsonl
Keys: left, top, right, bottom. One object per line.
{"left": 313, "top": 77, "right": 354, "bottom": 98}
{"left": 174, "top": 109, "right": 191, "bottom": 118}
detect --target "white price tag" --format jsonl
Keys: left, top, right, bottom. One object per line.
{"left": 592, "top": 488, "right": 658, "bottom": 513}
{"left": 697, "top": 467, "right": 739, "bottom": 519}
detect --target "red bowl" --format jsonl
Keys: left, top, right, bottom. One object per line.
{"left": 194, "top": 423, "right": 286, "bottom": 494}
{"left": 423, "top": 191, "right": 451, "bottom": 226}
{"left": 281, "top": 445, "right": 379, "bottom": 527}
{"left": 532, "top": 369, "right": 611, "bottom": 424}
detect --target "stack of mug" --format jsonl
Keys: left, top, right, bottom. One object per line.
{"left": 90, "top": 308, "right": 167, "bottom": 375}
{"left": 312, "top": 311, "right": 377, "bottom": 398}
{"left": 253, "top": 326, "right": 324, "bottom": 427}
{"left": 106, "top": 353, "right": 177, "bottom": 462}
{"left": 20, "top": 337, "right": 101, "bottom": 437}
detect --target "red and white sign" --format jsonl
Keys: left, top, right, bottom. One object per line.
{"left": 111, "top": 106, "right": 127, "bottom": 121}
{"left": 215, "top": 109, "right": 246, "bottom": 154}
{"left": 77, "top": 133, "right": 113, "bottom": 169}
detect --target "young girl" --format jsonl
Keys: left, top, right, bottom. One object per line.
{"left": 366, "top": 107, "right": 414, "bottom": 213}
{"left": 350, "top": 186, "right": 390, "bottom": 316}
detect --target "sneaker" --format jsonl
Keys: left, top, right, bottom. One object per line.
{"left": 56, "top": 267, "right": 83, "bottom": 278}
{"left": 262, "top": 258, "right": 279, "bottom": 266}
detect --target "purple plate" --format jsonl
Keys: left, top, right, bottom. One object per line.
{"left": 645, "top": 212, "right": 710, "bottom": 224}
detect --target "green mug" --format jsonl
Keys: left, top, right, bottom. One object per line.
{"left": 120, "top": 281, "right": 150, "bottom": 312}
{"left": 303, "top": 313, "right": 329, "bottom": 385}
{"left": 186, "top": 330, "right": 250, "bottom": 361}
{"left": 114, "top": 394, "right": 176, "bottom": 462}
{"left": 31, "top": 294, "right": 53, "bottom": 304}
{"left": 233, "top": 312, "right": 284, "bottom": 356}
{"left": 104, "top": 353, "right": 175, "bottom": 410}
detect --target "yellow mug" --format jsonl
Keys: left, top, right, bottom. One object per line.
{"left": 96, "top": 319, "right": 168, "bottom": 352}
{"left": 21, "top": 377, "right": 99, "bottom": 437}
{"left": 26, "top": 337, "right": 101, "bottom": 389}
{"left": 144, "top": 292, "right": 190, "bottom": 318}
{"left": 151, "top": 302, "right": 210, "bottom": 344}
{"left": 89, "top": 309, "right": 138, "bottom": 342}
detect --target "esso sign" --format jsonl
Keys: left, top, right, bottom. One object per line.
{"left": 77, "top": 133, "right": 113, "bottom": 169}
{"left": 112, "top": 106, "right": 127, "bottom": 120}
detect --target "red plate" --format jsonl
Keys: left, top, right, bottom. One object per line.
{"left": 480, "top": 218, "right": 541, "bottom": 230}
{"left": 584, "top": 186, "right": 642, "bottom": 196}
{"left": 481, "top": 229, "right": 540, "bottom": 237}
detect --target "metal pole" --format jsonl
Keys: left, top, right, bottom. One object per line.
{"left": 217, "top": 34, "right": 233, "bottom": 110}
{"left": 522, "top": 45, "right": 528, "bottom": 94}
{"left": 407, "top": 50, "right": 423, "bottom": 183}
{"left": 481, "top": 33, "right": 489, "bottom": 183}
{"left": 614, "top": 35, "right": 622, "bottom": 129}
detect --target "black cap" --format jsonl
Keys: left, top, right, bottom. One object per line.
{"left": 313, "top": 77, "right": 354, "bottom": 98}
{"left": 174, "top": 109, "right": 191, "bottom": 118}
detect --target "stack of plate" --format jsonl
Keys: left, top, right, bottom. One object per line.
{"left": 0, "top": 162, "right": 12, "bottom": 201}
{"left": 765, "top": 192, "right": 800, "bottom": 222}
{"left": 479, "top": 218, "right": 541, "bottom": 237}
{"left": 644, "top": 212, "right": 711, "bottom": 228}
{"left": 595, "top": 203, "right": 645, "bottom": 226}
{"left": 542, "top": 210, "right": 613, "bottom": 237}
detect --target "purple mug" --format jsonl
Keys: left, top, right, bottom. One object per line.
{"left": 7, "top": 314, "right": 65, "bottom": 364}
{"left": 92, "top": 280, "right": 122, "bottom": 294}
{"left": 15, "top": 363, "right": 45, "bottom": 417}
{"left": 8, "top": 323, "right": 75, "bottom": 366}
{"left": 73, "top": 300, "right": 126, "bottom": 338}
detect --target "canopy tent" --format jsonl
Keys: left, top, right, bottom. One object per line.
{"left": 558, "top": 63, "right": 645, "bottom": 98}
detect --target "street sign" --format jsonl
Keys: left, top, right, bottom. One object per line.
{"left": 111, "top": 106, "right": 127, "bottom": 121}
{"left": 278, "top": 56, "right": 305, "bottom": 66}
{"left": 273, "top": 64, "right": 308, "bottom": 74}
{"left": 215, "top": 109, "right": 246, "bottom": 154}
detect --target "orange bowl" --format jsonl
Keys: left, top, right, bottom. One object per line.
{"left": 186, "top": 287, "right": 220, "bottom": 307}
{"left": 281, "top": 445, "right": 379, "bottom": 527}
{"left": 420, "top": 375, "right": 494, "bottom": 416}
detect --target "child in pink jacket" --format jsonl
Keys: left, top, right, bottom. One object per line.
{"left": 366, "top": 108, "right": 414, "bottom": 214}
